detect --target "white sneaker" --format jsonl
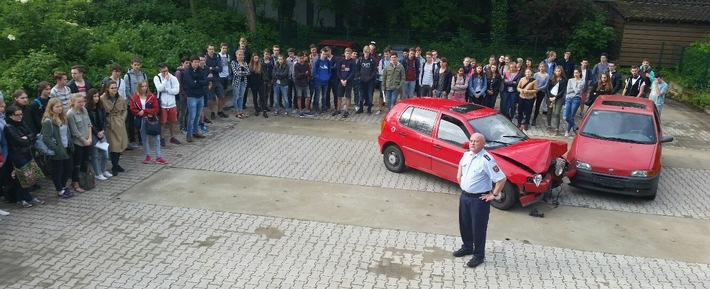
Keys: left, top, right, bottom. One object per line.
{"left": 564, "top": 131, "right": 570, "bottom": 137}
{"left": 0, "top": 209, "right": 9, "bottom": 216}
{"left": 95, "top": 174, "right": 107, "bottom": 181}
{"left": 103, "top": 171, "right": 113, "bottom": 178}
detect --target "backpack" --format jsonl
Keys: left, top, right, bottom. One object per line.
{"left": 33, "top": 98, "right": 43, "bottom": 111}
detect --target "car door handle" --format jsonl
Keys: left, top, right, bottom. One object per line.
{"left": 398, "top": 132, "right": 407, "bottom": 136}
{"left": 433, "top": 144, "right": 442, "bottom": 149}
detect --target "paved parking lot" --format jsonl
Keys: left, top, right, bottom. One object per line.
{"left": 1, "top": 99, "right": 709, "bottom": 288}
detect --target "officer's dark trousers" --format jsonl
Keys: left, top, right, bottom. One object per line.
{"left": 459, "top": 192, "right": 491, "bottom": 260}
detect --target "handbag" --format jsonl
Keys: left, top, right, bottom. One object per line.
{"left": 34, "top": 123, "right": 56, "bottom": 156}
{"left": 78, "top": 170, "right": 95, "bottom": 191}
{"left": 14, "top": 159, "right": 45, "bottom": 189}
{"left": 144, "top": 116, "right": 161, "bottom": 136}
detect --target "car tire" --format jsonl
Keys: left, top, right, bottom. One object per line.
{"left": 383, "top": 145, "right": 405, "bottom": 173}
{"left": 491, "top": 181, "right": 518, "bottom": 210}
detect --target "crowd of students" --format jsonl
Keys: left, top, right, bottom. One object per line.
{"left": 0, "top": 37, "right": 669, "bottom": 217}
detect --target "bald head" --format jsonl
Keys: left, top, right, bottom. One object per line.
{"left": 470, "top": 133, "right": 486, "bottom": 153}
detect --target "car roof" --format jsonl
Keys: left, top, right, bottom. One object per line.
{"left": 318, "top": 40, "right": 358, "bottom": 47}
{"left": 592, "top": 95, "right": 656, "bottom": 115}
{"left": 397, "top": 98, "right": 497, "bottom": 118}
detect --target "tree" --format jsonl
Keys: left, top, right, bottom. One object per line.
{"left": 490, "top": 0, "right": 508, "bottom": 48}
{"left": 244, "top": 0, "right": 257, "bottom": 33}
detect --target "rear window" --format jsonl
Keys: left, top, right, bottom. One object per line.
{"left": 580, "top": 110, "right": 657, "bottom": 144}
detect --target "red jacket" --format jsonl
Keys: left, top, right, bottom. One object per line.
{"left": 129, "top": 93, "right": 159, "bottom": 117}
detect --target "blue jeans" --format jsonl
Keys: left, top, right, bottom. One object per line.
{"left": 273, "top": 83, "right": 289, "bottom": 112}
{"left": 358, "top": 80, "right": 374, "bottom": 110}
{"left": 232, "top": 82, "right": 247, "bottom": 112}
{"left": 386, "top": 89, "right": 399, "bottom": 110}
{"left": 140, "top": 118, "right": 161, "bottom": 158}
{"left": 500, "top": 90, "right": 518, "bottom": 119}
{"left": 564, "top": 97, "right": 581, "bottom": 133}
{"left": 402, "top": 81, "right": 416, "bottom": 99}
{"left": 187, "top": 96, "right": 204, "bottom": 137}
{"left": 313, "top": 82, "right": 328, "bottom": 112}
{"left": 91, "top": 135, "right": 109, "bottom": 175}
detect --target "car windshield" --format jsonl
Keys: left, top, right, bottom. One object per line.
{"left": 468, "top": 114, "right": 528, "bottom": 149}
{"left": 580, "top": 110, "right": 657, "bottom": 144}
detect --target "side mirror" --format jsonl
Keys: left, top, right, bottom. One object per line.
{"left": 462, "top": 141, "right": 470, "bottom": 149}
{"left": 660, "top": 135, "right": 674, "bottom": 143}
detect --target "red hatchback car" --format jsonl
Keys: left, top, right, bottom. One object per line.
{"left": 378, "top": 98, "right": 569, "bottom": 210}
{"left": 566, "top": 95, "right": 673, "bottom": 200}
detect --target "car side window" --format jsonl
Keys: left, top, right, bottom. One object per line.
{"left": 405, "top": 107, "right": 437, "bottom": 136}
{"left": 399, "top": 106, "right": 414, "bottom": 126}
{"left": 437, "top": 115, "right": 469, "bottom": 146}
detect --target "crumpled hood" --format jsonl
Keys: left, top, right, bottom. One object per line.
{"left": 490, "top": 139, "right": 568, "bottom": 173}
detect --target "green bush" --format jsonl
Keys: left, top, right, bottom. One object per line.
{"left": 0, "top": 49, "right": 62, "bottom": 102}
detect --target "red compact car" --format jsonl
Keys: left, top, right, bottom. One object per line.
{"left": 318, "top": 40, "right": 360, "bottom": 59}
{"left": 377, "top": 98, "right": 569, "bottom": 210}
{"left": 566, "top": 95, "right": 673, "bottom": 200}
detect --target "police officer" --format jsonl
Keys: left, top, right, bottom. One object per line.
{"left": 453, "top": 133, "right": 506, "bottom": 268}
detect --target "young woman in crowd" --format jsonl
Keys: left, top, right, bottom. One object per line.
{"left": 449, "top": 66, "right": 468, "bottom": 102}
{"left": 248, "top": 54, "right": 267, "bottom": 117}
{"left": 500, "top": 63, "right": 521, "bottom": 120}
{"left": 468, "top": 64, "right": 487, "bottom": 105}
{"left": 5, "top": 104, "right": 44, "bottom": 207}
{"left": 516, "top": 68, "right": 538, "bottom": 131}
{"left": 532, "top": 62, "right": 550, "bottom": 126}
{"left": 564, "top": 68, "right": 584, "bottom": 137}
{"left": 66, "top": 93, "right": 92, "bottom": 192}
{"left": 546, "top": 66, "right": 567, "bottom": 135}
{"left": 433, "top": 57, "right": 451, "bottom": 98}
{"left": 11, "top": 90, "right": 34, "bottom": 135}
{"left": 484, "top": 64, "right": 502, "bottom": 109}
{"left": 42, "top": 98, "right": 75, "bottom": 198}
{"left": 230, "top": 50, "right": 250, "bottom": 119}
{"left": 101, "top": 80, "right": 128, "bottom": 175}
{"left": 86, "top": 88, "right": 112, "bottom": 180}
{"left": 588, "top": 73, "right": 612, "bottom": 106}
{"left": 130, "top": 80, "right": 165, "bottom": 165}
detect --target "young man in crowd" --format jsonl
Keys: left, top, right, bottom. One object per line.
{"left": 376, "top": 48, "right": 392, "bottom": 114}
{"left": 357, "top": 45, "right": 377, "bottom": 114}
{"left": 154, "top": 63, "right": 181, "bottom": 146}
{"left": 312, "top": 48, "right": 331, "bottom": 115}
{"left": 262, "top": 48, "right": 275, "bottom": 110}
{"left": 622, "top": 66, "right": 645, "bottom": 98}
{"left": 639, "top": 59, "right": 655, "bottom": 98}
{"left": 326, "top": 46, "right": 339, "bottom": 111}
{"left": 68, "top": 65, "right": 93, "bottom": 96}
{"left": 102, "top": 63, "right": 127, "bottom": 99}
{"left": 198, "top": 55, "right": 213, "bottom": 131}
{"left": 183, "top": 56, "right": 208, "bottom": 142}
{"left": 49, "top": 71, "right": 72, "bottom": 109}
{"left": 286, "top": 48, "right": 298, "bottom": 113}
{"left": 382, "top": 53, "right": 404, "bottom": 110}
{"left": 419, "top": 51, "right": 437, "bottom": 97}
{"left": 123, "top": 57, "right": 148, "bottom": 149}
{"left": 332, "top": 48, "right": 356, "bottom": 118}
{"left": 558, "top": 50, "right": 575, "bottom": 80}
{"left": 649, "top": 73, "right": 668, "bottom": 116}
{"left": 591, "top": 53, "right": 609, "bottom": 87}
{"left": 608, "top": 61, "right": 622, "bottom": 94}
{"left": 293, "top": 51, "right": 313, "bottom": 117}
{"left": 175, "top": 57, "right": 190, "bottom": 133}
{"left": 205, "top": 43, "right": 225, "bottom": 120}
{"left": 401, "top": 48, "right": 419, "bottom": 99}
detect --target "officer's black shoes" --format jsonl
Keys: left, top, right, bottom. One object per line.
{"left": 452, "top": 248, "right": 474, "bottom": 257}
{"left": 466, "top": 257, "right": 484, "bottom": 268}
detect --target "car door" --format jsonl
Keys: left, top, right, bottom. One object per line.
{"left": 431, "top": 113, "right": 470, "bottom": 182}
{"left": 397, "top": 106, "right": 436, "bottom": 172}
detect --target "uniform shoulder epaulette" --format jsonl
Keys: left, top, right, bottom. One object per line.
{"left": 483, "top": 154, "right": 491, "bottom": 161}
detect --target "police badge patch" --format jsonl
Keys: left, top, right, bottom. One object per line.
{"left": 492, "top": 165, "right": 500, "bottom": 172}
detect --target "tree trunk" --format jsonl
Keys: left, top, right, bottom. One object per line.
{"left": 243, "top": 0, "right": 257, "bottom": 33}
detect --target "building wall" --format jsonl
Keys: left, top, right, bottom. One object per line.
{"left": 618, "top": 21, "right": 710, "bottom": 68}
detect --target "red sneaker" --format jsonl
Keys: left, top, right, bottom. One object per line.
{"left": 155, "top": 157, "right": 168, "bottom": 165}
{"left": 143, "top": 155, "right": 152, "bottom": 164}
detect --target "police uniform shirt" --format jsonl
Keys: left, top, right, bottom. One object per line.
{"left": 459, "top": 149, "right": 506, "bottom": 194}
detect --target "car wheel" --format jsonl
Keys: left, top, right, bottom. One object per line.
{"left": 383, "top": 145, "right": 405, "bottom": 173}
{"left": 491, "top": 181, "right": 519, "bottom": 210}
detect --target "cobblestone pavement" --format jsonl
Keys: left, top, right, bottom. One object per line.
{"left": 1, "top": 99, "right": 709, "bottom": 288}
